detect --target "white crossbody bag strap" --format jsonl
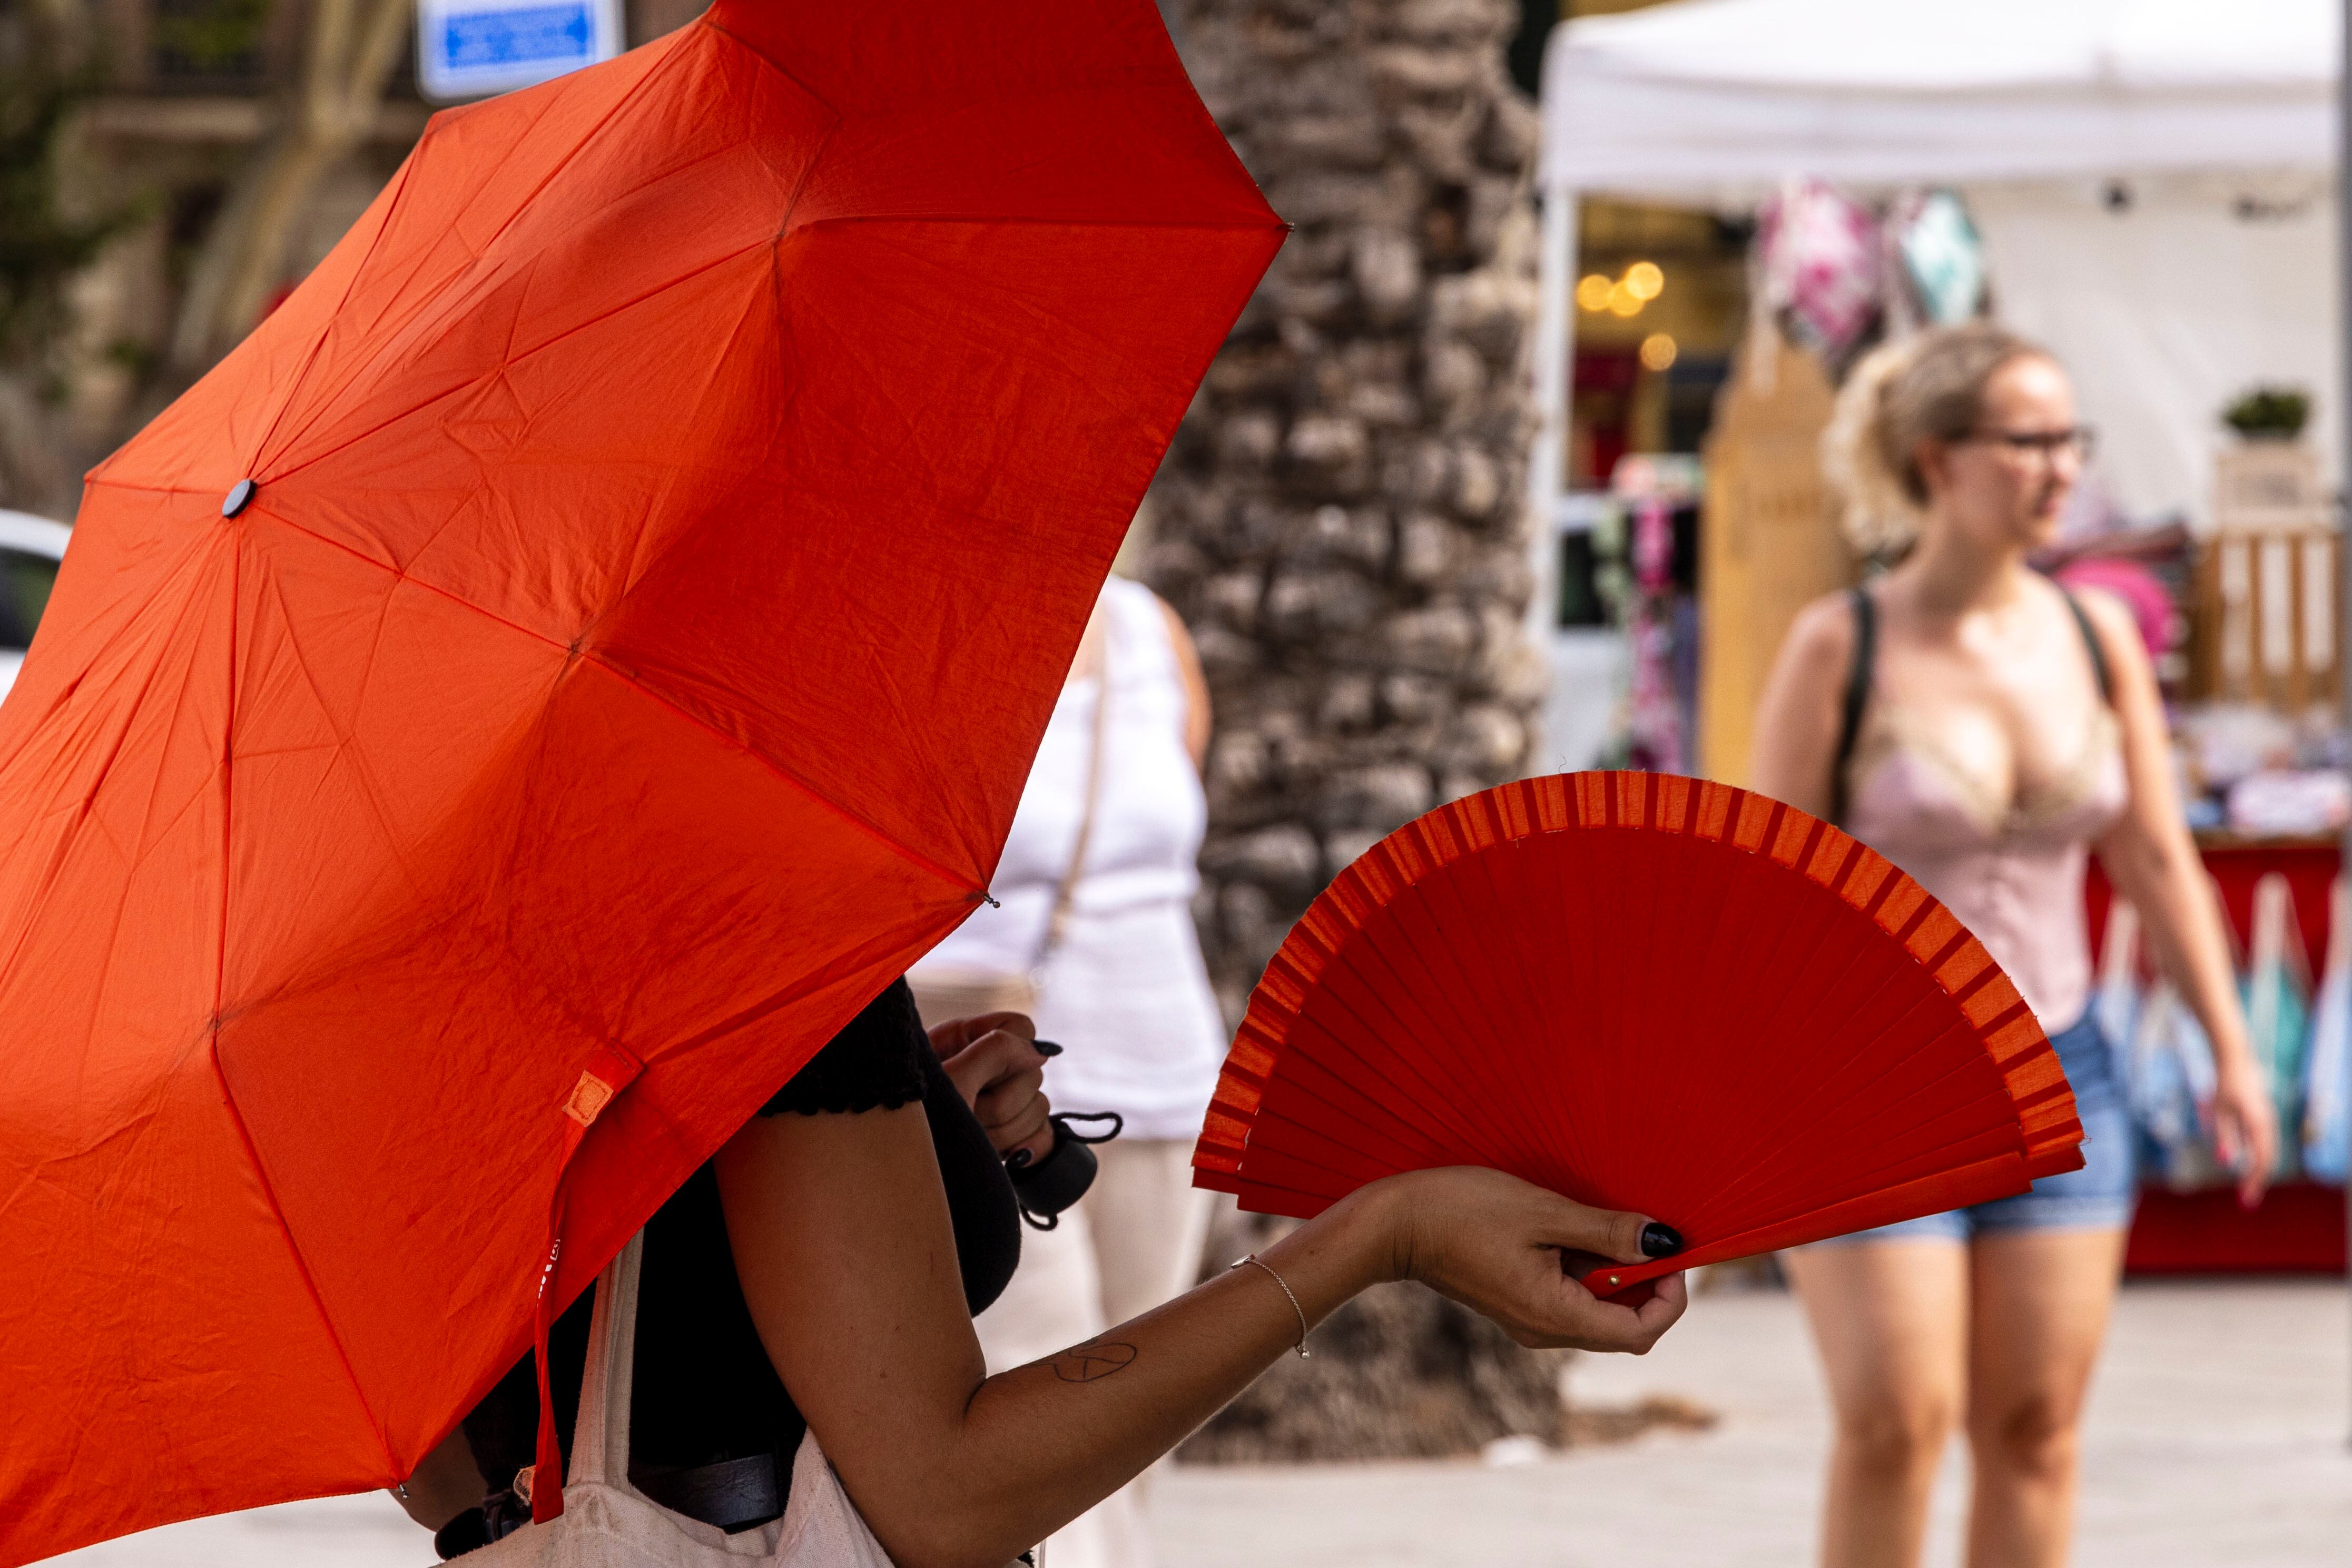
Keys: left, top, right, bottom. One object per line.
{"left": 568, "top": 1230, "right": 644, "bottom": 1492}
{"left": 1034, "top": 614, "right": 1113, "bottom": 981}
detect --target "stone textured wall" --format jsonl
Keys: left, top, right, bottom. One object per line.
{"left": 1148, "top": 0, "right": 1547, "bottom": 1022}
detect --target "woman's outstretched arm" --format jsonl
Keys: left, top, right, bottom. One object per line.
{"left": 716, "top": 1107, "right": 1683, "bottom": 1568}
{"left": 2079, "top": 588, "right": 2277, "bottom": 1199}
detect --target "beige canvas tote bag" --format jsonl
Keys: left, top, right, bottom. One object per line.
{"left": 454, "top": 1231, "right": 896, "bottom": 1567}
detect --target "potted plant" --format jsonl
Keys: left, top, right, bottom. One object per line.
{"left": 2221, "top": 386, "right": 2311, "bottom": 442}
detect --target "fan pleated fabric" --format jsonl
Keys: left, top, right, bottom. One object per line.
{"left": 1193, "top": 772, "right": 2086, "bottom": 1296}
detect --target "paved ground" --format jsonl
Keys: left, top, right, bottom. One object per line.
{"left": 1153, "top": 1278, "right": 2352, "bottom": 1568}
{"left": 41, "top": 1279, "right": 2351, "bottom": 1567}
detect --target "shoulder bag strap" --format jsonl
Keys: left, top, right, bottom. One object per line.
{"left": 1036, "top": 609, "right": 1113, "bottom": 977}
{"left": 2058, "top": 587, "right": 2115, "bottom": 706}
{"left": 568, "top": 1229, "right": 644, "bottom": 1494}
{"left": 1830, "top": 586, "right": 1876, "bottom": 827}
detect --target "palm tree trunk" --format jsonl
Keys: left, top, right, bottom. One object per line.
{"left": 1154, "top": 0, "right": 1559, "bottom": 1458}
{"left": 1154, "top": 0, "right": 1546, "bottom": 1032}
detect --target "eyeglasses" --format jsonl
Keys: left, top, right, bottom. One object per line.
{"left": 1960, "top": 426, "right": 2097, "bottom": 464}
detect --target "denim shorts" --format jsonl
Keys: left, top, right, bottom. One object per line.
{"left": 1813, "top": 1009, "right": 2138, "bottom": 1245}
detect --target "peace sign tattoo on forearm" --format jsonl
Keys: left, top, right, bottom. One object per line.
{"left": 1049, "top": 1338, "right": 1138, "bottom": 1383}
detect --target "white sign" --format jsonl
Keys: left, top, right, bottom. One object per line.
{"left": 417, "top": 0, "right": 623, "bottom": 104}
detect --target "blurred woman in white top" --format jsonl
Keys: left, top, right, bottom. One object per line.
{"left": 910, "top": 574, "right": 1225, "bottom": 1568}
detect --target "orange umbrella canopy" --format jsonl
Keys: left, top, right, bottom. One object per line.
{"left": 0, "top": 5, "right": 1280, "bottom": 1560}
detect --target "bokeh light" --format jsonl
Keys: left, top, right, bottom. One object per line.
{"left": 1640, "top": 332, "right": 1678, "bottom": 371}
{"left": 1607, "top": 281, "right": 1644, "bottom": 317}
{"left": 1576, "top": 273, "right": 1615, "bottom": 312}
{"left": 1624, "top": 260, "right": 1665, "bottom": 301}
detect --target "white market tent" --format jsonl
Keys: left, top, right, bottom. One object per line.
{"left": 1531, "top": 0, "right": 2344, "bottom": 532}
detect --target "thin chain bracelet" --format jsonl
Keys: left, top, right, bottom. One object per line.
{"left": 1230, "top": 1253, "right": 1311, "bottom": 1357}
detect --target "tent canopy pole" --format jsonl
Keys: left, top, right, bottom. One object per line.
{"left": 2337, "top": 0, "right": 2351, "bottom": 1451}
{"left": 1528, "top": 187, "right": 1578, "bottom": 659}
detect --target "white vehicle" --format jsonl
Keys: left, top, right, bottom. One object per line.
{"left": 0, "top": 509, "right": 70, "bottom": 701}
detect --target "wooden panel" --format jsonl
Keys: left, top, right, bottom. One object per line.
{"left": 1697, "top": 333, "right": 1855, "bottom": 784}
{"left": 2188, "top": 528, "right": 2340, "bottom": 714}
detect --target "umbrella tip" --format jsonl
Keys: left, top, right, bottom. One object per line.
{"left": 222, "top": 478, "right": 257, "bottom": 519}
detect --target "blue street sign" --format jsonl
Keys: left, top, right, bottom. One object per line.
{"left": 417, "top": 0, "right": 622, "bottom": 103}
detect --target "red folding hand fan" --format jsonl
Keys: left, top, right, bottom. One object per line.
{"left": 1193, "top": 772, "right": 2085, "bottom": 1297}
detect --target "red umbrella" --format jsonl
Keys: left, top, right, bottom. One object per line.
{"left": 0, "top": 5, "right": 1279, "bottom": 1560}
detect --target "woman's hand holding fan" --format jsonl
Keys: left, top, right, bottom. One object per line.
{"left": 1234, "top": 1165, "right": 1688, "bottom": 1356}
{"left": 1367, "top": 1165, "right": 1689, "bottom": 1348}
{"left": 1194, "top": 773, "right": 2087, "bottom": 1300}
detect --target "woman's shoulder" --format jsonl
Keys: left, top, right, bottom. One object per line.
{"left": 1101, "top": 575, "right": 1160, "bottom": 619}
{"left": 1103, "top": 577, "right": 1194, "bottom": 667}
{"left": 2051, "top": 574, "right": 2138, "bottom": 649}
{"left": 1780, "top": 587, "right": 1864, "bottom": 674}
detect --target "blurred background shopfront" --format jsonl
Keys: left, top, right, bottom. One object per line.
{"left": 1520, "top": 0, "right": 2349, "bottom": 1278}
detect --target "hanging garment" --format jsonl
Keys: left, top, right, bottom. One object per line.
{"left": 2239, "top": 873, "right": 2309, "bottom": 1181}
{"left": 2303, "top": 876, "right": 2349, "bottom": 1184}
{"left": 1891, "top": 190, "right": 1989, "bottom": 326}
{"left": 2125, "top": 979, "right": 2223, "bottom": 1191}
{"left": 1757, "top": 180, "right": 1884, "bottom": 360}
{"left": 2092, "top": 898, "right": 2143, "bottom": 1068}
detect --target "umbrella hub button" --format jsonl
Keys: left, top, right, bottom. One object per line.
{"left": 221, "top": 479, "right": 257, "bottom": 519}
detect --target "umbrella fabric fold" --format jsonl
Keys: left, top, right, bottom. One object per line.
{"left": 0, "top": 4, "right": 1280, "bottom": 1560}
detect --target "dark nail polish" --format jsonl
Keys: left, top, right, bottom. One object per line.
{"left": 1640, "top": 1222, "right": 1684, "bottom": 1259}
{"left": 1032, "top": 1039, "right": 1064, "bottom": 1058}
{"left": 1007, "top": 1148, "right": 1034, "bottom": 1170}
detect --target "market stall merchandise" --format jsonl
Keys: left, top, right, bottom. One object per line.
{"left": 2090, "top": 849, "right": 2349, "bottom": 1273}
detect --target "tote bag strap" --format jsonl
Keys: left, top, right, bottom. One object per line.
{"left": 568, "top": 1229, "right": 645, "bottom": 1491}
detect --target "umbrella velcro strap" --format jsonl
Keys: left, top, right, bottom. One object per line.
{"left": 531, "top": 1043, "right": 644, "bottom": 1524}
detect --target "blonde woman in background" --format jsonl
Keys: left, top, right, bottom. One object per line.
{"left": 911, "top": 573, "right": 1225, "bottom": 1568}
{"left": 1751, "top": 324, "right": 2277, "bottom": 1568}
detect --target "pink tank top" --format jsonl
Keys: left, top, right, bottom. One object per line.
{"left": 1844, "top": 704, "right": 2125, "bottom": 1030}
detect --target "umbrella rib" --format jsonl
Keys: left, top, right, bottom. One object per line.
{"left": 241, "top": 506, "right": 985, "bottom": 898}
{"left": 195, "top": 530, "right": 401, "bottom": 1486}
{"left": 591, "top": 659, "right": 983, "bottom": 895}
{"left": 246, "top": 151, "right": 422, "bottom": 474}
{"left": 257, "top": 31, "right": 705, "bottom": 476}
{"left": 209, "top": 1038, "right": 402, "bottom": 1481}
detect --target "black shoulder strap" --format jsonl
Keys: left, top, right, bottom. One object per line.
{"left": 2058, "top": 588, "right": 2115, "bottom": 706}
{"left": 1830, "top": 586, "right": 1874, "bottom": 826}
